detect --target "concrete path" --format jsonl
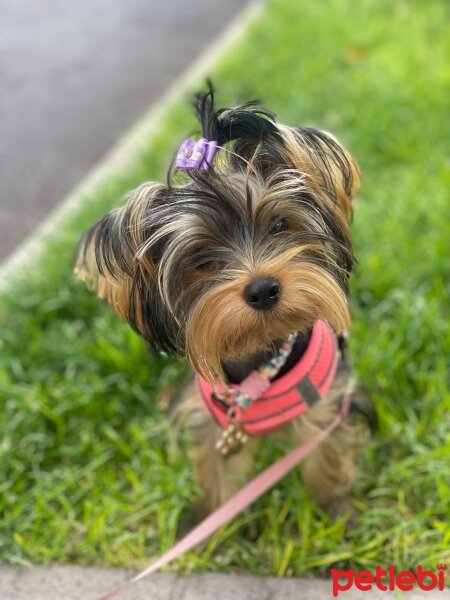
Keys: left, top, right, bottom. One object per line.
{"left": 0, "top": 0, "right": 246, "bottom": 261}
{"left": 1, "top": 566, "right": 445, "bottom": 599}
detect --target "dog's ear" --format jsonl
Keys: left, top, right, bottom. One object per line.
{"left": 278, "top": 125, "right": 360, "bottom": 223}
{"left": 75, "top": 182, "right": 178, "bottom": 351}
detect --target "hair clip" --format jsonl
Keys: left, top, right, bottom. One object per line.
{"left": 175, "top": 138, "right": 218, "bottom": 172}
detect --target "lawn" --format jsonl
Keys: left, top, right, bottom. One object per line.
{"left": 0, "top": 0, "right": 449, "bottom": 577}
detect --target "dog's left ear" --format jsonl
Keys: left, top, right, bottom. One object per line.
{"left": 278, "top": 125, "right": 360, "bottom": 222}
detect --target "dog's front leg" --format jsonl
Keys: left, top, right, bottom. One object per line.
{"left": 193, "top": 416, "right": 259, "bottom": 519}
{"left": 175, "top": 379, "right": 259, "bottom": 518}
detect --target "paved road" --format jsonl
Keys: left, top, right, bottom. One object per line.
{"left": 1, "top": 566, "right": 445, "bottom": 599}
{"left": 0, "top": 0, "right": 246, "bottom": 261}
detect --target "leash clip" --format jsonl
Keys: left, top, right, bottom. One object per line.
{"left": 215, "top": 405, "right": 248, "bottom": 456}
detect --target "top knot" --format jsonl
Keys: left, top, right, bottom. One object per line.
{"left": 194, "top": 80, "right": 282, "bottom": 147}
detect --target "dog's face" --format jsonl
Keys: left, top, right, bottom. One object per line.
{"left": 76, "top": 93, "right": 359, "bottom": 379}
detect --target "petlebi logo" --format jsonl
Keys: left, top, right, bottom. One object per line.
{"left": 330, "top": 564, "right": 447, "bottom": 597}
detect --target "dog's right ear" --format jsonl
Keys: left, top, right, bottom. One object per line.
{"left": 75, "top": 182, "right": 169, "bottom": 342}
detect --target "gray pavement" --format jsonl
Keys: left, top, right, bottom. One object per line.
{"left": 0, "top": 0, "right": 246, "bottom": 261}
{"left": 1, "top": 566, "right": 446, "bottom": 599}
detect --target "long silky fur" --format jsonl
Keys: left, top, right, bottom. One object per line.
{"left": 76, "top": 83, "right": 360, "bottom": 378}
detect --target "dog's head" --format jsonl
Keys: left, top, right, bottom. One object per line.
{"left": 76, "top": 85, "right": 360, "bottom": 379}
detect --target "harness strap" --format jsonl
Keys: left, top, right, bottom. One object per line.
{"left": 96, "top": 381, "right": 354, "bottom": 600}
{"left": 199, "top": 320, "right": 339, "bottom": 435}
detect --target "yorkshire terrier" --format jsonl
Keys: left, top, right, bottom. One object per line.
{"left": 75, "top": 84, "right": 375, "bottom": 520}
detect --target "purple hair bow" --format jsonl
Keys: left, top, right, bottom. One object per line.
{"left": 175, "top": 138, "right": 218, "bottom": 172}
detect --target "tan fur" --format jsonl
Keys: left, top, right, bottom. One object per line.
{"left": 186, "top": 246, "right": 350, "bottom": 380}
{"left": 278, "top": 124, "right": 360, "bottom": 223}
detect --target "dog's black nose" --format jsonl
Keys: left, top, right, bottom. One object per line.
{"left": 244, "top": 277, "right": 281, "bottom": 310}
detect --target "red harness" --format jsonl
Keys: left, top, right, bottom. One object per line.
{"left": 198, "top": 320, "right": 339, "bottom": 436}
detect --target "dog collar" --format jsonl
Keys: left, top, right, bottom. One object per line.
{"left": 198, "top": 320, "right": 339, "bottom": 437}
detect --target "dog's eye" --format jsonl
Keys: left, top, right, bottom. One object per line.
{"left": 196, "top": 260, "right": 217, "bottom": 271}
{"left": 197, "top": 260, "right": 214, "bottom": 271}
{"left": 269, "top": 218, "right": 287, "bottom": 234}
{"left": 192, "top": 249, "right": 220, "bottom": 271}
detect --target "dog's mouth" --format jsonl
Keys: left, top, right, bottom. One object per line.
{"left": 221, "top": 330, "right": 312, "bottom": 384}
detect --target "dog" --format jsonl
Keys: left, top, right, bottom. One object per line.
{"left": 75, "top": 84, "right": 376, "bottom": 520}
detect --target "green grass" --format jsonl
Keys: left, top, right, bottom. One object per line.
{"left": 1, "top": 0, "right": 449, "bottom": 577}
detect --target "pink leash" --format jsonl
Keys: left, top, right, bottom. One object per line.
{"left": 96, "top": 384, "right": 353, "bottom": 600}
